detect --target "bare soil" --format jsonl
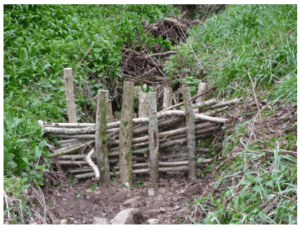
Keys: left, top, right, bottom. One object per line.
{"left": 45, "top": 170, "right": 215, "bottom": 224}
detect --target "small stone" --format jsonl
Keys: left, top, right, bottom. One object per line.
{"left": 110, "top": 208, "right": 142, "bottom": 224}
{"left": 160, "top": 207, "right": 166, "bottom": 213}
{"left": 147, "top": 218, "right": 159, "bottom": 224}
{"left": 60, "top": 219, "right": 67, "bottom": 224}
{"left": 122, "top": 197, "right": 141, "bottom": 208}
{"left": 92, "top": 217, "right": 108, "bottom": 224}
{"left": 86, "top": 195, "right": 91, "bottom": 200}
{"left": 159, "top": 188, "right": 166, "bottom": 194}
{"left": 148, "top": 188, "right": 155, "bottom": 197}
{"left": 170, "top": 178, "right": 176, "bottom": 184}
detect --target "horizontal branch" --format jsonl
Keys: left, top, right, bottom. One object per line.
{"left": 146, "top": 51, "right": 177, "bottom": 58}
{"left": 193, "top": 98, "right": 217, "bottom": 110}
{"left": 85, "top": 149, "right": 99, "bottom": 181}
{"left": 201, "top": 97, "right": 244, "bottom": 112}
{"left": 194, "top": 113, "right": 227, "bottom": 123}
{"left": 49, "top": 140, "right": 95, "bottom": 158}
{"left": 43, "top": 126, "right": 95, "bottom": 134}
{"left": 159, "top": 86, "right": 219, "bottom": 112}
{"left": 75, "top": 160, "right": 212, "bottom": 179}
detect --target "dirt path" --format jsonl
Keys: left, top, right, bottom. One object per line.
{"left": 47, "top": 171, "right": 213, "bottom": 224}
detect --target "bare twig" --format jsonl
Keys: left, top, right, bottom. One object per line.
{"left": 271, "top": 191, "right": 297, "bottom": 203}
{"left": 248, "top": 73, "right": 266, "bottom": 148}
{"left": 73, "top": 37, "right": 99, "bottom": 74}
{"left": 3, "top": 191, "right": 11, "bottom": 221}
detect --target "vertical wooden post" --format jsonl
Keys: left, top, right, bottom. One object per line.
{"left": 119, "top": 81, "right": 134, "bottom": 186}
{"left": 63, "top": 68, "right": 77, "bottom": 123}
{"left": 138, "top": 91, "right": 149, "bottom": 118}
{"left": 95, "top": 90, "right": 110, "bottom": 185}
{"left": 148, "top": 92, "right": 159, "bottom": 184}
{"left": 195, "top": 82, "right": 208, "bottom": 113}
{"left": 182, "top": 86, "right": 196, "bottom": 181}
{"left": 107, "top": 100, "right": 114, "bottom": 123}
{"left": 163, "top": 87, "right": 173, "bottom": 110}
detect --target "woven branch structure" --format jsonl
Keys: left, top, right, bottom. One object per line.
{"left": 41, "top": 72, "right": 245, "bottom": 185}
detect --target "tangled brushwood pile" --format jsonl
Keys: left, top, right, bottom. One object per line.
{"left": 144, "top": 17, "right": 201, "bottom": 45}
{"left": 122, "top": 16, "right": 202, "bottom": 84}
{"left": 120, "top": 16, "right": 204, "bottom": 107}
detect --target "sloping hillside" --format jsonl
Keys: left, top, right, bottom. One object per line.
{"left": 3, "top": 4, "right": 297, "bottom": 224}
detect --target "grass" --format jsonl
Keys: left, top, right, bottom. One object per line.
{"left": 163, "top": 4, "right": 297, "bottom": 224}
{"left": 164, "top": 4, "right": 297, "bottom": 103}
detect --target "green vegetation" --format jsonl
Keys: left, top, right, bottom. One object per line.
{"left": 164, "top": 5, "right": 297, "bottom": 103}
{"left": 4, "top": 4, "right": 178, "bottom": 181}
{"left": 3, "top": 4, "right": 297, "bottom": 225}
{"left": 165, "top": 5, "right": 297, "bottom": 224}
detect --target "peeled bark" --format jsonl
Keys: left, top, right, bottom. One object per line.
{"left": 85, "top": 149, "right": 100, "bottom": 181}
{"left": 64, "top": 68, "right": 77, "bottom": 123}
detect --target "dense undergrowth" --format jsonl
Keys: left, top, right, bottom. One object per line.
{"left": 3, "top": 4, "right": 297, "bottom": 224}
{"left": 3, "top": 4, "right": 179, "bottom": 223}
{"left": 164, "top": 5, "right": 297, "bottom": 224}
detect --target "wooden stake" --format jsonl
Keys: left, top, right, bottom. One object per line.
{"left": 182, "top": 86, "right": 196, "bottom": 181}
{"left": 163, "top": 87, "right": 172, "bottom": 110}
{"left": 63, "top": 68, "right": 77, "bottom": 123}
{"left": 138, "top": 91, "right": 149, "bottom": 118}
{"left": 95, "top": 90, "right": 110, "bottom": 185}
{"left": 107, "top": 100, "right": 114, "bottom": 123}
{"left": 148, "top": 92, "right": 159, "bottom": 183}
{"left": 119, "top": 81, "right": 134, "bottom": 186}
{"left": 195, "top": 82, "right": 208, "bottom": 113}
